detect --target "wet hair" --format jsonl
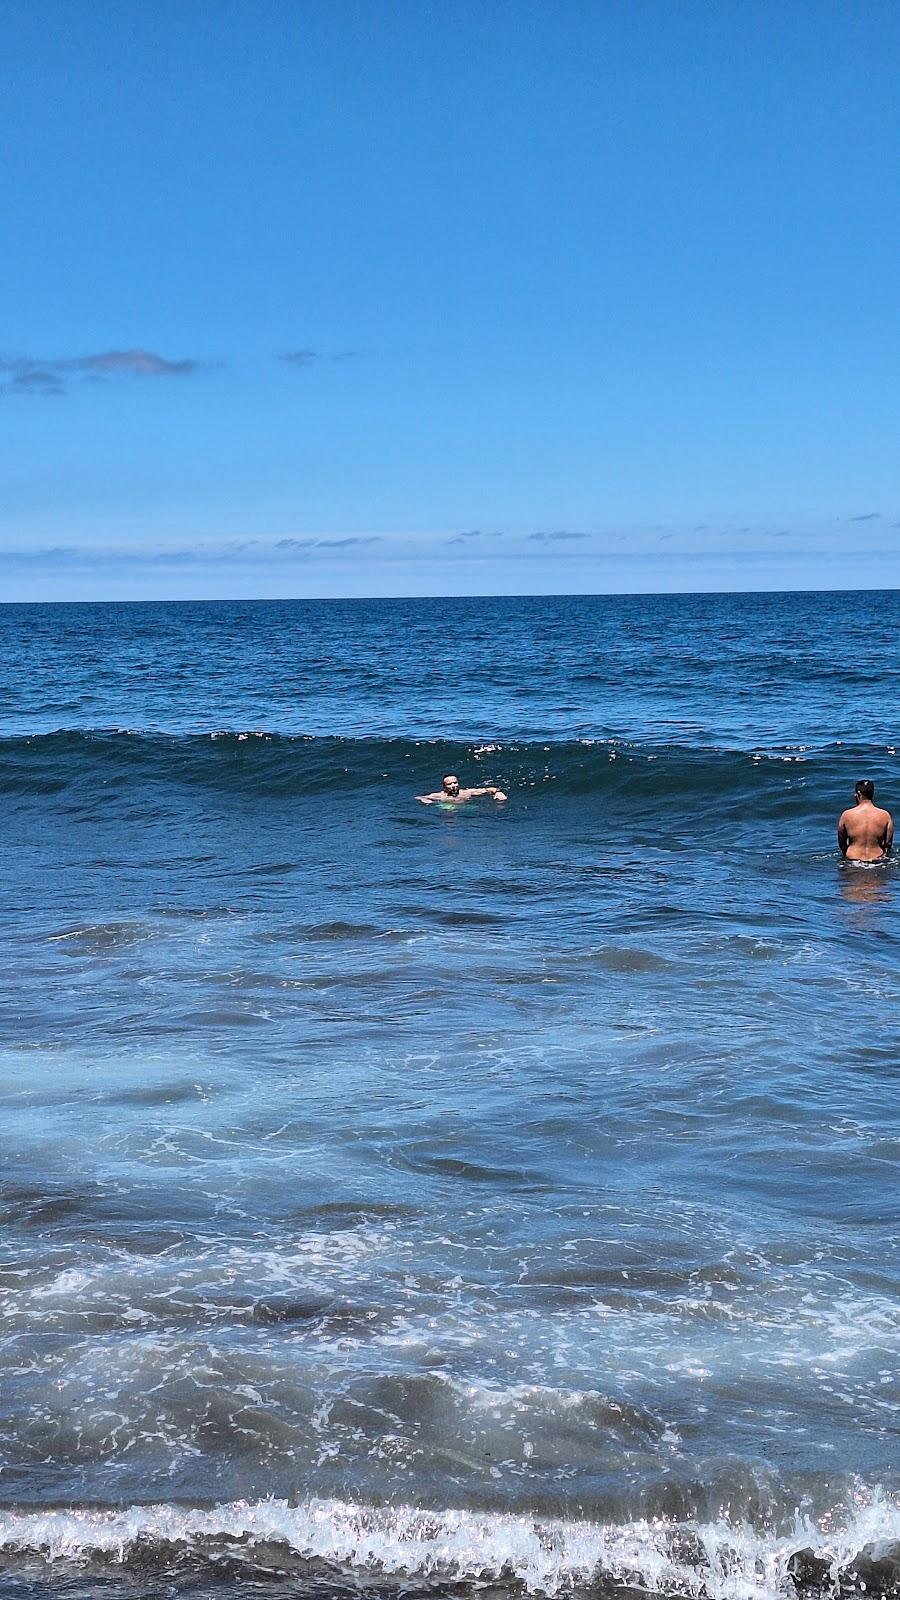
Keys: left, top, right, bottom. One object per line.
{"left": 855, "top": 779, "right": 875, "bottom": 801}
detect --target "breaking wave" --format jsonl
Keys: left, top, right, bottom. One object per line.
{"left": 0, "top": 728, "right": 890, "bottom": 811}
{"left": 2, "top": 1492, "right": 900, "bottom": 1597}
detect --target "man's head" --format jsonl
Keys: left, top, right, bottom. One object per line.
{"left": 441, "top": 774, "right": 461, "bottom": 797}
{"left": 855, "top": 779, "right": 875, "bottom": 802}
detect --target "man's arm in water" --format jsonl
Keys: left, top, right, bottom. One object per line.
{"left": 416, "top": 792, "right": 442, "bottom": 805}
{"left": 884, "top": 813, "right": 894, "bottom": 855}
{"left": 463, "top": 786, "right": 507, "bottom": 802}
{"left": 837, "top": 810, "right": 851, "bottom": 856}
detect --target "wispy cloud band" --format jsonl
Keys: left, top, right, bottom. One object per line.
{"left": 278, "top": 349, "right": 360, "bottom": 366}
{"left": 0, "top": 349, "right": 203, "bottom": 396}
{"left": 0, "top": 536, "right": 385, "bottom": 569}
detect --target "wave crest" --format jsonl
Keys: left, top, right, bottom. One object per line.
{"left": 1, "top": 1492, "right": 900, "bottom": 1598}
{"left": 0, "top": 729, "right": 886, "bottom": 808}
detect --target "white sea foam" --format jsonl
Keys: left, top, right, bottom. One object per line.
{"left": 0, "top": 1491, "right": 899, "bottom": 1597}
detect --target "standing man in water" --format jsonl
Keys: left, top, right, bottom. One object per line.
{"left": 837, "top": 780, "right": 893, "bottom": 861}
{"left": 417, "top": 774, "right": 507, "bottom": 805}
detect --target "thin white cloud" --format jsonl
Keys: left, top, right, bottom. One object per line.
{"left": 528, "top": 530, "right": 589, "bottom": 543}
{"left": 0, "top": 536, "right": 383, "bottom": 568}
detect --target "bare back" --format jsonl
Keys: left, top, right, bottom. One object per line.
{"left": 838, "top": 800, "right": 894, "bottom": 862}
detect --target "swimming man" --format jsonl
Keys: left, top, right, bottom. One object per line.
{"left": 837, "top": 780, "right": 893, "bottom": 862}
{"left": 417, "top": 774, "right": 507, "bottom": 805}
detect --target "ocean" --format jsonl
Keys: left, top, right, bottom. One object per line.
{"left": 0, "top": 591, "right": 899, "bottom": 1600}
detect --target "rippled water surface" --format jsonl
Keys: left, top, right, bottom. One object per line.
{"left": 0, "top": 594, "right": 898, "bottom": 1599}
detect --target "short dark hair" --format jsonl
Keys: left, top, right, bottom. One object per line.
{"left": 856, "top": 779, "right": 875, "bottom": 800}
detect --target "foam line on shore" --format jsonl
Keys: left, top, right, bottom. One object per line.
{"left": 1, "top": 1492, "right": 900, "bottom": 1597}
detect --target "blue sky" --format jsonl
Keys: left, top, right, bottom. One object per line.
{"left": 1, "top": 0, "right": 898, "bottom": 599}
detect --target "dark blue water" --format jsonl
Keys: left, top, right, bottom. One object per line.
{"left": 0, "top": 594, "right": 899, "bottom": 1600}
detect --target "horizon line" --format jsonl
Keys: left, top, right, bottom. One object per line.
{"left": 0, "top": 583, "right": 897, "bottom": 606}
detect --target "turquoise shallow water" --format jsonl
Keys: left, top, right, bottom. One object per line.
{"left": 0, "top": 593, "right": 899, "bottom": 1599}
